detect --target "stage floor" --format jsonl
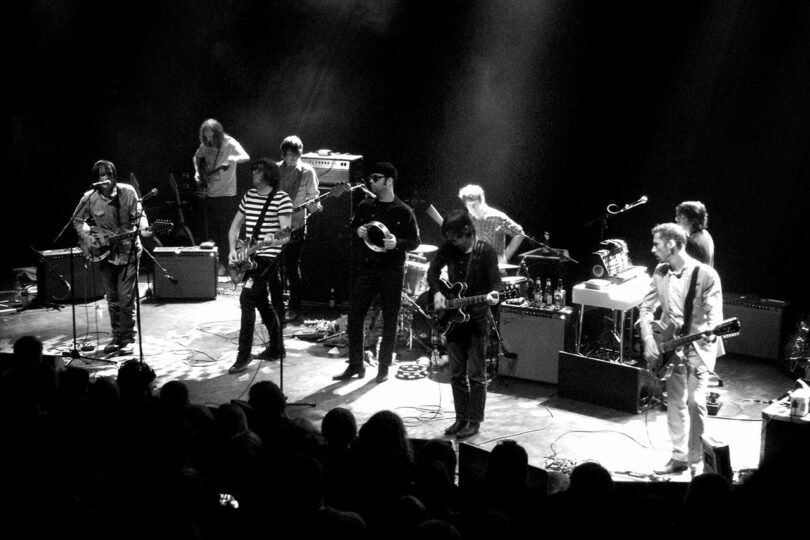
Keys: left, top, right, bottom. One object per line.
{"left": 0, "top": 278, "right": 795, "bottom": 486}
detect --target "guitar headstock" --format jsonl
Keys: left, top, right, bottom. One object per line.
{"left": 331, "top": 181, "right": 351, "bottom": 198}
{"left": 151, "top": 219, "right": 174, "bottom": 235}
{"left": 713, "top": 317, "right": 741, "bottom": 339}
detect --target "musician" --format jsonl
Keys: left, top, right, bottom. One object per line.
{"left": 272, "top": 135, "right": 322, "bottom": 323}
{"left": 458, "top": 184, "right": 524, "bottom": 265}
{"left": 226, "top": 158, "right": 292, "bottom": 374}
{"left": 639, "top": 223, "right": 724, "bottom": 476}
{"left": 427, "top": 210, "right": 501, "bottom": 439}
{"left": 675, "top": 201, "right": 715, "bottom": 267}
{"left": 333, "top": 162, "right": 420, "bottom": 383}
{"left": 193, "top": 118, "right": 250, "bottom": 276}
{"left": 73, "top": 160, "right": 152, "bottom": 356}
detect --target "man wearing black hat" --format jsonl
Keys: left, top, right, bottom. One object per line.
{"left": 333, "top": 162, "right": 420, "bottom": 383}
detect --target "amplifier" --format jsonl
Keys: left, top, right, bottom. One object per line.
{"left": 557, "top": 352, "right": 656, "bottom": 413}
{"left": 37, "top": 248, "right": 104, "bottom": 303}
{"left": 497, "top": 304, "right": 574, "bottom": 384}
{"left": 723, "top": 294, "right": 788, "bottom": 360}
{"left": 153, "top": 247, "right": 217, "bottom": 300}
{"left": 301, "top": 151, "right": 363, "bottom": 186}
{"left": 701, "top": 434, "right": 732, "bottom": 482}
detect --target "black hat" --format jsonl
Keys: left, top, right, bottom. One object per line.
{"left": 370, "top": 161, "right": 397, "bottom": 181}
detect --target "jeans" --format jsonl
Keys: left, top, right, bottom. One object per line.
{"left": 99, "top": 258, "right": 139, "bottom": 343}
{"left": 270, "top": 230, "right": 306, "bottom": 317}
{"left": 347, "top": 265, "right": 403, "bottom": 369}
{"left": 238, "top": 258, "right": 285, "bottom": 359}
{"left": 204, "top": 195, "right": 238, "bottom": 266}
{"left": 446, "top": 316, "right": 489, "bottom": 423}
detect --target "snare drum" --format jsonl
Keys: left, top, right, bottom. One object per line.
{"left": 501, "top": 276, "right": 529, "bottom": 298}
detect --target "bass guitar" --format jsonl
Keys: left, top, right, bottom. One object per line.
{"left": 649, "top": 317, "right": 741, "bottom": 380}
{"left": 429, "top": 278, "right": 520, "bottom": 335}
{"left": 80, "top": 219, "right": 174, "bottom": 262}
{"left": 228, "top": 226, "right": 292, "bottom": 284}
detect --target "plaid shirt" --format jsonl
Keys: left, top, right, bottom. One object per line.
{"left": 470, "top": 205, "right": 523, "bottom": 263}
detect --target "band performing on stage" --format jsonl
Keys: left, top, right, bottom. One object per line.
{"left": 56, "top": 118, "right": 733, "bottom": 475}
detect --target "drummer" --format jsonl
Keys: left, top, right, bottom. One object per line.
{"left": 458, "top": 184, "right": 525, "bottom": 268}
{"left": 333, "top": 162, "right": 420, "bottom": 384}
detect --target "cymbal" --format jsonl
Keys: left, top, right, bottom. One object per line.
{"left": 410, "top": 244, "right": 438, "bottom": 254}
{"left": 498, "top": 263, "right": 520, "bottom": 270}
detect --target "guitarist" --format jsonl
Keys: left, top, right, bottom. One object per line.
{"left": 192, "top": 118, "right": 250, "bottom": 276}
{"left": 226, "top": 158, "right": 292, "bottom": 374}
{"left": 427, "top": 210, "right": 501, "bottom": 439}
{"left": 73, "top": 160, "right": 152, "bottom": 356}
{"left": 271, "top": 135, "right": 322, "bottom": 323}
{"left": 639, "top": 223, "right": 724, "bottom": 477}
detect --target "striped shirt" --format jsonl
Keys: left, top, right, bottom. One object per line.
{"left": 238, "top": 189, "right": 293, "bottom": 259}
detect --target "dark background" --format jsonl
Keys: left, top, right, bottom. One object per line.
{"left": 8, "top": 0, "right": 810, "bottom": 309}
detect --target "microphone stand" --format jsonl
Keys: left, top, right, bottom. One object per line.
{"left": 54, "top": 192, "right": 116, "bottom": 366}
{"left": 585, "top": 199, "right": 646, "bottom": 242}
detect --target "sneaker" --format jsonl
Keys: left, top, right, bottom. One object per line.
{"left": 103, "top": 340, "right": 121, "bottom": 354}
{"left": 117, "top": 341, "right": 135, "bottom": 356}
{"left": 456, "top": 421, "right": 480, "bottom": 439}
{"left": 228, "top": 356, "right": 251, "bottom": 374}
{"left": 654, "top": 459, "right": 688, "bottom": 475}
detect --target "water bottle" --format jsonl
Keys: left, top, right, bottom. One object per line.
{"left": 553, "top": 279, "right": 564, "bottom": 309}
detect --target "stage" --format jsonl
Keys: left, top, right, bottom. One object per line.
{"left": 0, "top": 276, "right": 795, "bottom": 487}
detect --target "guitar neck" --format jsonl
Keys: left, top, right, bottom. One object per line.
{"left": 446, "top": 294, "right": 490, "bottom": 310}
{"left": 662, "top": 332, "right": 710, "bottom": 353}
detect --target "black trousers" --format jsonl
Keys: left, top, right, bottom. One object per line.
{"left": 238, "top": 257, "right": 285, "bottom": 359}
{"left": 347, "top": 265, "right": 403, "bottom": 369}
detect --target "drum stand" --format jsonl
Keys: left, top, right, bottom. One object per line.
{"left": 399, "top": 291, "right": 432, "bottom": 351}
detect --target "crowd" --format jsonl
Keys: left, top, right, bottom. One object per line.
{"left": 0, "top": 335, "right": 804, "bottom": 539}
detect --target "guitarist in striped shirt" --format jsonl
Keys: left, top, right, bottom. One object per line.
{"left": 226, "top": 158, "right": 292, "bottom": 374}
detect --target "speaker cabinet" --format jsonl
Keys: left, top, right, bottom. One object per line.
{"left": 701, "top": 434, "right": 732, "bottom": 481}
{"left": 760, "top": 400, "right": 810, "bottom": 464}
{"left": 37, "top": 248, "right": 104, "bottom": 303}
{"left": 723, "top": 294, "right": 787, "bottom": 360}
{"left": 299, "top": 189, "right": 358, "bottom": 306}
{"left": 153, "top": 247, "right": 217, "bottom": 300}
{"left": 558, "top": 352, "right": 655, "bottom": 413}
{"left": 497, "top": 305, "right": 574, "bottom": 384}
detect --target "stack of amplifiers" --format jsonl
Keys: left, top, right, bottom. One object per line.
{"left": 299, "top": 188, "right": 358, "bottom": 306}
{"left": 497, "top": 304, "right": 575, "bottom": 384}
{"left": 723, "top": 294, "right": 788, "bottom": 360}
{"left": 300, "top": 151, "right": 363, "bottom": 186}
{"left": 153, "top": 247, "right": 217, "bottom": 300}
{"left": 558, "top": 352, "right": 656, "bottom": 414}
{"left": 37, "top": 248, "right": 104, "bottom": 303}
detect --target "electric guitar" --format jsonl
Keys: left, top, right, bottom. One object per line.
{"left": 291, "top": 181, "right": 352, "bottom": 215}
{"left": 649, "top": 317, "right": 741, "bottom": 380}
{"left": 228, "top": 226, "right": 292, "bottom": 284}
{"left": 429, "top": 278, "right": 520, "bottom": 335}
{"left": 80, "top": 220, "right": 174, "bottom": 262}
{"left": 195, "top": 156, "right": 229, "bottom": 195}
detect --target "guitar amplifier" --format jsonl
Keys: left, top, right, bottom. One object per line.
{"left": 723, "top": 294, "right": 788, "bottom": 360}
{"left": 497, "top": 304, "right": 575, "bottom": 384}
{"left": 301, "top": 151, "right": 363, "bottom": 186}
{"left": 558, "top": 352, "right": 656, "bottom": 413}
{"left": 37, "top": 248, "right": 105, "bottom": 303}
{"left": 153, "top": 247, "right": 217, "bottom": 300}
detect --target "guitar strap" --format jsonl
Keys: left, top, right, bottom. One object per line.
{"left": 680, "top": 266, "right": 700, "bottom": 337}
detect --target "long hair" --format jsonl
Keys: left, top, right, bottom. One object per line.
{"left": 198, "top": 118, "right": 224, "bottom": 148}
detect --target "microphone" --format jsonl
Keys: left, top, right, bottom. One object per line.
{"left": 139, "top": 188, "right": 158, "bottom": 202}
{"left": 166, "top": 274, "right": 179, "bottom": 284}
{"left": 625, "top": 195, "right": 648, "bottom": 209}
{"left": 92, "top": 179, "right": 111, "bottom": 187}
